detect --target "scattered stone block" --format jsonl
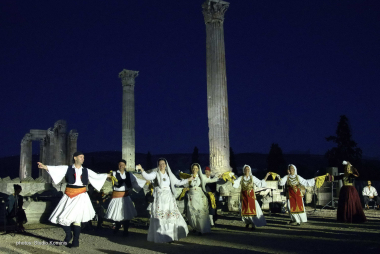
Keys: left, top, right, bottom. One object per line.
{"left": 21, "top": 176, "right": 35, "bottom": 183}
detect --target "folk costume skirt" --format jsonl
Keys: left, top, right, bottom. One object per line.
{"left": 337, "top": 186, "right": 366, "bottom": 223}
{"left": 241, "top": 190, "right": 266, "bottom": 227}
{"left": 49, "top": 192, "right": 95, "bottom": 226}
{"left": 187, "top": 187, "right": 211, "bottom": 233}
{"left": 148, "top": 187, "right": 188, "bottom": 243}
{"left": 105, "top": 191, "right": 137, "bottom": 221}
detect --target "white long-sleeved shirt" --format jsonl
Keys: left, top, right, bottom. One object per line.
{"left": 46, "top": 164, "right": 107, "bottom": 192}
{"left": 112, "top": 170, "right": 146, "bottom": 192}
{"left": 362, "top": 186, "right": 378, "bottom": 197}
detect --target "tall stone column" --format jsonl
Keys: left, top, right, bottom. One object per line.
{"left": 39, "top": 139, "right": 44, "bottom": 177}
{"left": 19, "top": 133, "right": 32, "bottom": 180}
{"left": 202, "top": 0, "right": 231, "bottom": 175}
{"left": 54, "top": 120, "right": 67, "bottom": 165}
{"left": 68, "top": 130, "right": 79, "bottom": 165}
{"left": 119, "top": 69, "right": 139, "bottom": 171}
{"left": 41, "top": 137, "right": 49, "bottom": 180}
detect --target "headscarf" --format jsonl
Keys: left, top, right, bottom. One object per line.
{"left": 191, "top": 163, "right": 207, "bottom": 192}
{"left": 288, "top": 164, "right": 298, "bottom": 178}
{"left": 154, "top": 158, "right": 179, "bottom": 196}
{"left": 243, "top": 165, "right": 253, "bottom": 176}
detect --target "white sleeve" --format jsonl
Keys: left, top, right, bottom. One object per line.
{"left": 142, "top": 171, "right": 157, "bottom": 181}
{"left": 88, "top": 169, "right": 108, "bottom": 192}
{"left": 173, "top": 178, "right": 189, "bottom": 186}
{"left": 252, "top": 176, "right": 267, "bottom": 188}
{"left": 298, "top": 175, "right": 315, "bottom": 187}
{"left": 373, "top": 187, "right": 378, "bottom": 196}
{"left": 233, "top": 176, "right": 242, "bottom": 189}
{"left": 362, "top": 187, "right": 368, "bottom": 196}
{"left": 278, "top": 175, "right": 288, "bottom": 186}
{"left": 46, "top": 165, "right": 69, "bottom": 184}
{"left": 130, "top": 173, "right": 146, "bottom": 193}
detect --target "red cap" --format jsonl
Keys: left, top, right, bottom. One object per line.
{"left": 205, "top": 166, "right": 211, "bottom": 171}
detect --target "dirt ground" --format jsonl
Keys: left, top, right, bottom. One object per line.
{"left": 1, "top": 208, "right": 379, "bottom": 254}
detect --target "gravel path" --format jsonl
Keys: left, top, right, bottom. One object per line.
{"left": 1, "top": 209, "right": 379, "bottom": 254}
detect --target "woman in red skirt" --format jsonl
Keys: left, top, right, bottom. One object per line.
{"left": 333, "top": 161, "right": 366, "bottom": 223}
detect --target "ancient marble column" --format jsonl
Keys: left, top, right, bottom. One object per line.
{"left": 119, "top": 69, "right": 139, "bottom": 171}
{"left": 202, "top": 0, "right": 231, "bottom": 175}
{"left": 41, "top": 137, "right": 49, "bottom": 179}
{"left": 19, "top": 133, "right": 32, "bottom": 180}
{"left": 39, "top": 139, "right": 44, "bottom": 177}
{"left": 54, "top": 120, "right": 67, "bottom": 165}
{"left": 68, "top": 130, "right": 79, "bottom": 165}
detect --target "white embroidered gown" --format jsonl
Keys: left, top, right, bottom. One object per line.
{"left": 142, "top": 170, "right": 189, "bottom": 243}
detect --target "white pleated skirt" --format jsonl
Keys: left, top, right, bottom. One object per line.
{"left": 242, "top": 200, "right": 267, "bottom": 227}
{"left": 105, "top": 196, "right": 137, "bottom": 221}
{"left": 148, "top": 187, "right": 189, "bottom": 243}
{"left": 49, "top": 192, "right": 95, "bottom": 226}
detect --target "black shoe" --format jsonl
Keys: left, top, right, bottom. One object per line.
{"left": 245, "top": 224, "right": 250, "bottom": 228}
{"left": 113, "top": 222, "right": 121, "bottom": 235}
{"left": 198, "top": 232, "right": 202, "bottom": 236}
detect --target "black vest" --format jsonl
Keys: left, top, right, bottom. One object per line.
{"left": 66, "top": 166, "right": 89, "bottom": 185}
{"left": 114, "top": 171, "right": 132, "bottom": 189}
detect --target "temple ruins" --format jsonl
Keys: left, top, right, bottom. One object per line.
{"left": 19, "top": 120, "right": 78, "bottom": 182}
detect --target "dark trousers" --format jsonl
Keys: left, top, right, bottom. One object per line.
{"left": 363, "top": 196, "right": 380, "bottom": 206}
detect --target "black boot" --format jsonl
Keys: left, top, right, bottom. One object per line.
{"left": 113, "top": 222, "right": 121, "bottom": 235}
{"left": 122, "top": 220, "right": 130, "bottom": 236}
{"left": 62, "top": 226, "right": 72, "bottom": 245}
{"left": 71, "top": 225, "right": 81, "bottom": 248}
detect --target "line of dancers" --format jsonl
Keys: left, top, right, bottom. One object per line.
{"left": 36, "top": 152, "right": 367, "bottom": 248}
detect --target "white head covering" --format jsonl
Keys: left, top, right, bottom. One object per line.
{"left": 191, "top": 163, "right": 207, "bottom": 192}
{"left": 288, "top": 164, "right": 297, "bottom": 178}
{"left": 243, "top": 164, "right": 253, "bottom": 176}
{"left": 154, "top": 158, "right": 179, "bottom": 196}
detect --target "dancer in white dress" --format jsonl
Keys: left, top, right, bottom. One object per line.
{"left": 105, "top": 159, "right": 146, "bottom": 236}
{"left": 233, "top": 165, "right": 270, "bottom": 229}
{"left": 37, "top": 151, "right": 111, "bottom": 247}
{"left": 184, "top": 163, "right": 219, "bottom": 235}
{"left": 137, "top": 158, "right": 194, "bottom": 243}
{"left": 278, "top": 164, "right": 316, "bottom": 226}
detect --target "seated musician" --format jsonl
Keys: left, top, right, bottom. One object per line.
{"left": 362, "top": 180, "right": 380, "bottom": 210}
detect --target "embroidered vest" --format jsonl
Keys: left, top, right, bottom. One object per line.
{"left": 66, "top": 166, "right": 88, "bottom": 185}
{"left": 115, "top": 171, "right": 132, "bottom": 189}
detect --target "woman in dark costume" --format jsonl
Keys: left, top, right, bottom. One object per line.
{"left": 334, "top": 161, "right": 366, "bottom": 223}
{"left": 6, "top": 184, "right": 27, "bottom": 232}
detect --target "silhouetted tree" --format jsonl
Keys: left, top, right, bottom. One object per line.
{"left": 191, "top": 146, "right": 200, "bottom": 164}
{"left": 267, "top": 143, "right": 286, "bottom": 174}
{"left": 325, "top": 115, "right": 362, "bottom": 168}
{"left": 230, "top": 147, "right": 238, "bottom": 175}
{"left": 146, "top": 151, "right": 153, "bottom": 170}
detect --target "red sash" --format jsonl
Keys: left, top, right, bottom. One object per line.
{"left": 65, "top": 187, "right": 86, "bottom": 199}
{"left": 112, "top": 190, "right": 129, "bottom": 199}
{"left": 288, "top": 186, "right": 304, "bottom": 214}
{"left": 241, "top": 190, "right": 257, "bottom": 216}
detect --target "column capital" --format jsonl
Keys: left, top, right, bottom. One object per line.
{"left": 202, "top": 0, "right": 229, "bottom": 24}
{"left": 47, "top": 128, "right": 55, "bottom": 138}
{"left": 69, "top": 130, "right": 79, "bottom": 141}
{"left": 21, "top": 133, "right": 32, "bottom": 145}
{"left": 119, "top": 69, "right": 139, "bottom": 87}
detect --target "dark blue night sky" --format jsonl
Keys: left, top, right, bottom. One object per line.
{"left": 1, "top": 1, "right": 379, "bottom": 159}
